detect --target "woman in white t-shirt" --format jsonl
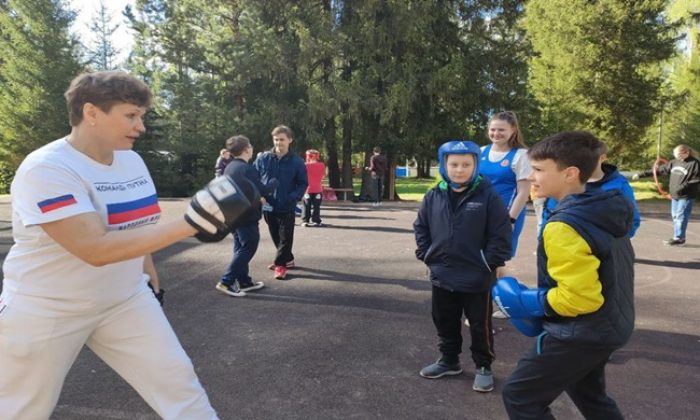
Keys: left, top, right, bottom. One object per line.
{"left": 0, "top": 71, "right": 253, "bottom": 419}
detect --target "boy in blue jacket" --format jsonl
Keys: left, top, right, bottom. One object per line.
{"left": 414, "top": 140, "right": 512, "bottom": 393}
{"left": 254, "top": 125, "right": 308, "bottom": 280}
{"left": 541, "top": 141, "right": 640, "bottom": 238}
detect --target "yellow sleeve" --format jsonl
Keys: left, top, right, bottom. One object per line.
{"left": 542, "top": 221, "right": 604, "bottom": 317}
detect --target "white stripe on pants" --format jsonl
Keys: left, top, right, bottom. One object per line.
{"left": 0, "top": 289, "right": 218, "bottom": 420}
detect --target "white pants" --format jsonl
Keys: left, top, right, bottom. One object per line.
{"left": 0, "top": 289, "right": 218, "bottom": 420}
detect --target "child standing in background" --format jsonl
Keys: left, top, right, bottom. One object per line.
{"left": 302, "top": 149, "right": 326, "bottom": 227}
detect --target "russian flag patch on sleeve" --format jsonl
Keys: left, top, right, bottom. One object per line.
{"left": 37, "top": 194, "right": 77, "bottom": 213}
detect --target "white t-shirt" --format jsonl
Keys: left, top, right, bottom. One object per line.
{"left": 480, "top": 146, "right": 532, "bottom": 181}
{"left": 2, "top": 138, "right": 161, "bottom": 315}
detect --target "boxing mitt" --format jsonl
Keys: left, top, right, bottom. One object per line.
{"left": 492, "top": 277, "right": 547, "bottom": 319}
{"left": 185, "top": 173, "right": 260, "bottom": 236}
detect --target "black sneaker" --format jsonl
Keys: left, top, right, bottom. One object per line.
{"left": 238, "top": 281, "right": 265, "bottom": 292}
{"left": 419, "top": 358, "right": 462, "bottom": 379}
{"left": 663, "top": 238, "right": 685, "bottom": 246}
{"left": 215, "top": 281, "right": 246, "bottom": 297}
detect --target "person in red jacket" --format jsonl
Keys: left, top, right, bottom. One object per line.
{"left": 302, "top": 149, "right": 326, "bottom": 227}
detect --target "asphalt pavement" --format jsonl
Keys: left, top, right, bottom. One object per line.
{"left": 0, "top": 197, "right": 698, "bottom": 420}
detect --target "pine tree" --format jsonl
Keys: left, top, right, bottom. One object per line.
{"left": 85, "top": 1, "right": 121, "bottom": 70}
{"left": 524, "top": 0, "right": 677, "bottom": 165}
{"left": 0, "top": 0, "right": 83, "bottom": 192}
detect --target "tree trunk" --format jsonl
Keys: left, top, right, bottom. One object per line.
{"left": 324, "top": 117, "right": 340, "bottom": 188}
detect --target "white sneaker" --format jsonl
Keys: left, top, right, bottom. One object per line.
{"left": 492, "top": 309, "right": 509, "bottom": 319}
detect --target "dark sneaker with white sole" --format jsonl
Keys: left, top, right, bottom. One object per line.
{"left": 419, "top": 359, "right": 462, "bottom": 379}
{"left": 239, "top": 281, "right": 265, "bottom": 292}
{"left": 215, "top": 281, "right": 246, "bottom": 297}
{"left": 663, "top": 238, "right": 685, "bottom": 246}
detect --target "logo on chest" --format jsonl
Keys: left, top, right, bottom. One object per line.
{"left": 464, "top": 202, "right": 483, "bottom": 212}
{"left": 500, "top": 159, "right": 510, "bottom": 167}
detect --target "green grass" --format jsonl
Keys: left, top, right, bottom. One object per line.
{"left": 389, "top": 177, "right": 670, "bottom": 203}
{"left": 395, "top": 177, "right": 438, "bottom": 200}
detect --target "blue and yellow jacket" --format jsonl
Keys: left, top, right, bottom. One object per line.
{"left": 414, "top": 176, "right": 512, "bottom": 293}
{"left": 539, "top": 189, "right": 635, "bottom": 347}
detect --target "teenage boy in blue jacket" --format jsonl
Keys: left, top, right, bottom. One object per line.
{"left": 497, "top": 131, "right": 634, "bottom": 419}
{"left": 254, "top": 125, "right": 308, "bottom": 280}
{"left": 414, "top": 140, "right": 512, "bottom": 393}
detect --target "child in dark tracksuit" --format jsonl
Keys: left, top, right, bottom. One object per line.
{"left": 414, "top": 140, "right": 512, "bottom": 393}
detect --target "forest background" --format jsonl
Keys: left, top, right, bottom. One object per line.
{"left": 2, "top": 0, "right": 700, "bottom": 198}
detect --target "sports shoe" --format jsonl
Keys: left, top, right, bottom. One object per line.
{"left": 664, "top": 238, "right": 685, "bottom": 246}
{"left": 301, "top": 222, "right": 309, "bottom": 227}
{"left": 419, "top": 358, "right": 462, "bottom": 379}
{"left": 238, "top": 281, "right": 265, "bottom": 292}
{"left": 492, "top": 309, "right": 509, "bottom": 319}
{"left": 215, "top": 281, "right": 246, "bottom": 297}
{"left": 472, "top": 367, "right": 494, "bottom": 392}
{"left": 274, "top": 266, "right": 287, "bottom": 280}
{"left": 268, "top": 260, "right": 295, "bottom": 270}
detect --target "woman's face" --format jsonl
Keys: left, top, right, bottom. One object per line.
{"left": 488, "top": 119, "right": 515, "bottom": 148}
{"left": 93, "top": 102, "right": 147, "bottom": 150}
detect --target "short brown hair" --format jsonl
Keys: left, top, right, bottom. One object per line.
{"left": 64, "top": 71, "right": 152, "bottom": 126}
{"left": 225, "top": 135, "right": 251, "bottom": 157}
{"left": 271, "top": 125, "right": 293, "bottom": 139}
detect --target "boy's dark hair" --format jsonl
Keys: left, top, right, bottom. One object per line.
{"left": 225, "top": 135, "right": 251, "bottom": 157}
{"left": 65, "top": 71, "right": 151, "bottom": 126}
{"left": 271, "top": 125, "right": 293, "bottom": 139}
{"left": 529, "top": 131, "right": 602, "bottom": 183}
{"left": 373, "top": 146, "right": 382, "bottom": 153}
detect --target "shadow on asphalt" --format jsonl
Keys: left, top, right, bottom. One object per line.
{"left": 288, "top": 266, "right": 430, "bottom": 292}
{"left": 322, "top": 224, "right": 414, "bottom": 234}
{"left": 611, "top": 329, "right": 700, "bottom": 367}
{"left": 635, "top": 257, "right": 700, "bottom": 269}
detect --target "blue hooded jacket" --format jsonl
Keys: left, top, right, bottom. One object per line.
{"left": 253, "top": 150, "right": 308, "bottom": 214}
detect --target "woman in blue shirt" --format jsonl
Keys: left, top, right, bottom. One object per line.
{"left": 479, "top": 111, "right": 532, "bottom": 257}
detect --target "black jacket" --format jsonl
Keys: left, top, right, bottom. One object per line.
{"left": 650, "top": 156, "right": 700, "bottom": 199}
{"left": 223, "top": 158, "right": 271, "bottom": 225}
{"left": 414, "top": 176, "right": 512, "bottom": 293}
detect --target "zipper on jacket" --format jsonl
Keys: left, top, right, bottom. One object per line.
{"left": 479, "top": 250, "right": 492, "bottom": 272}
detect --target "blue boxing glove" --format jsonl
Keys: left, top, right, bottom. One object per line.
{"left": 492, "top": 277, "right": 547, "bottom": 318}
{"left": 510, "top": 318, "right": 544, "bottom": 337}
